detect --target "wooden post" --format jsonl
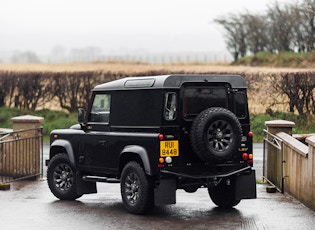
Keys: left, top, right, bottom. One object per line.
{"left": 10, "top": 115, "right": 44, "bottom": 178}
{"left": 265, "top": 120, "right": 295, "bottom": 192}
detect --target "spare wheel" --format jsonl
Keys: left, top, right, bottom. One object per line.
{"left": 190, "top": 107, "right": 242, "bottom": 162}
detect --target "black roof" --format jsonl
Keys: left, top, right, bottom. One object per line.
{"left": 93, "top": 74, "right": 247, "bottom": 91}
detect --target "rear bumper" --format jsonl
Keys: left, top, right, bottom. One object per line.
{"left": 160, "top": 165, "right": 252, "bottom": 179}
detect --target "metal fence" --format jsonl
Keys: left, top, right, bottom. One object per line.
{"left": 263, "top": 129, "right": 284, "bottom": 193}
{"left": 0, "top": 128, "right": 43, "bottom": 184}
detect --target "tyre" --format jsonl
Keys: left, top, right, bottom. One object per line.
{"left": 190, "top": 107, "right": 242, "bottom": 162}
{"left": 47, "top": 153, "right": 82, "bottom": 200}
{"left": 208, "top": 177, "right": 240, "bottom": 208}
{"left": 120, "top": 161, "right": 154, "bottom": 215}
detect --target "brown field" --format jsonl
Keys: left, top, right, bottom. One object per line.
{"left": 0, "top": 62, "right": 312, "bottom": 74}
{"left": 0, "top": 62, "right": 313, "bottom": 114}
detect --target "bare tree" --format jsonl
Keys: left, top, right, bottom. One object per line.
{"left": 214, "top": 14, "right": 247, "bottom": 61}
{"left": 52, "top": 72, "right": 101, "bottom": 113}
{"left": 14, "top": 73, "right": 50, "bottom": 110}
{"left": 271, "top": 72, "right": 315, "bottom": 115}
{"left": 267, "top": 2, "right": 297, "bottom": 52}
{"left": 214, "top": 0, "right": 315, "bottom": 55}
{"left": 299, "top": 0, "right": 315, "bottom": 51}
{"left": 242, "top": 13, "right": 269, "bottom": 54}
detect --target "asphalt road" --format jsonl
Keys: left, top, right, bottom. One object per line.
{"left": 1, "top": 143, "right": 315, "bottom": 230}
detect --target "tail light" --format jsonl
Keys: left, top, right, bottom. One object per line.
{"left": 242, "top": 153, "right": 253, "bottom": 164}
{"left": 242, "top": 131, "right": 253, "bottom": 164}
{"left": 158, "top": 134, "right": 164, "bottom": 140}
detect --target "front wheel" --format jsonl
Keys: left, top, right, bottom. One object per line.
{"left": 47, "top": 153, "right": 82, "bottom": 200}
{"left": 120, "top": 161, "right": 154, "bottom": 215}
{"left": 208, "top": 177, "right": 240, "bottom": 208}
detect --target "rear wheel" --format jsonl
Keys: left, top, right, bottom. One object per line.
{"left": 120, "top": 161, "right": 154, "bottom": 215}
{"left": 47, "top": 153, "right": 82, "bottom": 200}
{"left": 208, "top": 177, "right": 240, "bottom": 208}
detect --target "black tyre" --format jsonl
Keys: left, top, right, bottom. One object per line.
{"left": 208, "top": 177, "right": 240, "bottom": 208}
{"left": 47, "top": 153, "right": 82, "bottom": 200}
{"left": 120, "top": 161, "right": 154, "bottom": 215}
{"left": 190, "top": 107, "right": 242, "bottom": 162}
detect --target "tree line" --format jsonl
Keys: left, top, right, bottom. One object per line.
{"left": 0, "top": 70, "right": 314, "bottom": 116}
{"left": 215, "top": 0, "right": 315, "bottom": 61}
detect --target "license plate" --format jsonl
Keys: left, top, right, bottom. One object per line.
{"left": 160, "top": 140, "right": 179, "bottom": 157}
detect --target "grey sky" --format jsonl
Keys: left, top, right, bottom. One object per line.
{"left": 0, "top": 0, "right": 274, "bottom": 56}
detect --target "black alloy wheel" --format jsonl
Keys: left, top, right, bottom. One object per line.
{"left": 120, "top": 161, "right": 154, "bottom": 215}
{"left": 47, "top": 153, "right": 82, "bottom": 200}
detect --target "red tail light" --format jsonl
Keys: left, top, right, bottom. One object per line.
{"left": 242, "top": 153, "right": 249, "bottom": 161}
{"left": 158, "top": 134, "right": 164, "bottom": 141}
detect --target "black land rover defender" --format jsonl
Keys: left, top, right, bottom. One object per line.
{"left": 46, "top": 74, "right": 256, "bottom": 214}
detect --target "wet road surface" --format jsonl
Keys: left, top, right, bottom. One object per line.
{"left": 1, "top": 180, "right": 315, "bottom": 230}
{"left": 1, "top": 143, "right": 315, "bottom": 230}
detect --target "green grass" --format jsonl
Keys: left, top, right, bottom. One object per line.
{"left": 0, "top": 107, "right": 77, "bottom": 141}
{"left": 234, "top": 51, "right": 315, "bottom": 67}
{"left": 256, "top": 179, "right": 266, "bottom": 184}
{"left": 35, "top": 109, "right": 78, "bottom": 138}
{"left": 251, "top": 110, "right": 315, "bottom": 142}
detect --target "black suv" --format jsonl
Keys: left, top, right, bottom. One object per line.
{"left": 46, "top": 74, "right": 256, "bottom": 214}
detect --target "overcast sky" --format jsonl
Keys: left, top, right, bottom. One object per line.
{"left": 0, "top": 0, "right": 275, "bottom": 56}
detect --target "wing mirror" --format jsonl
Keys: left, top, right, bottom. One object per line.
{"left": 78, "top": 108, "right": 86, "bottom": 124}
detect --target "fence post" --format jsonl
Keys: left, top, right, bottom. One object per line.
{"left": 265, "top": 120, "right": 295, "bottom": 137}
{"left": 264, "top": 120, "right": 295, "bottom": 192}
{"left": 11, "top": 115, "right": 44, "bottom": 179}
{"left": 11, "top": 115, "right": 44, "bottom": 136}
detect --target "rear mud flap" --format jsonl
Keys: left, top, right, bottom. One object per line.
{"left": 76, "top": 172, "right": 97, "bottom": 196}
{"left": 235, "top": 170, "right": 257, "bottom": 200}
{"left": 154, "top": 179, "right": 177, "bottom": 206}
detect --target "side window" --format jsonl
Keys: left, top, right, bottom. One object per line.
{"left": 164, "top": 92, "right": 177, "bottom": 121}
{"left": 89, "top": 94, "right": 111, "bottom": 123}
{"left": 234, "top": 92, "right": 247, "bottom": 118}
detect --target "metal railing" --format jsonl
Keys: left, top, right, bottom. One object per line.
{"left": 0, "top": 128, "right": 43, "bottom": 184}
{"left": 263, "top": 129, "right": 284, "bottom": 193}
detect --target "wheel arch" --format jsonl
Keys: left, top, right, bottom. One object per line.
{"left": 50, "top": 139, "right": 76, "bottom": 166}
{"left": 119, "top": 145, "right": 152, "bottom": 176}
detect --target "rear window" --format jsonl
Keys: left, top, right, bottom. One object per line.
{"left": 234, "top": 91, "right": 247, "bottom": 118}
{"left": 183, "top": 87, "right": 228, "bottom": 119}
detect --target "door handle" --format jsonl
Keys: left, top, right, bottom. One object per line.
{"left": 99, "top": 140, "right": 107, "bottom": 145}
